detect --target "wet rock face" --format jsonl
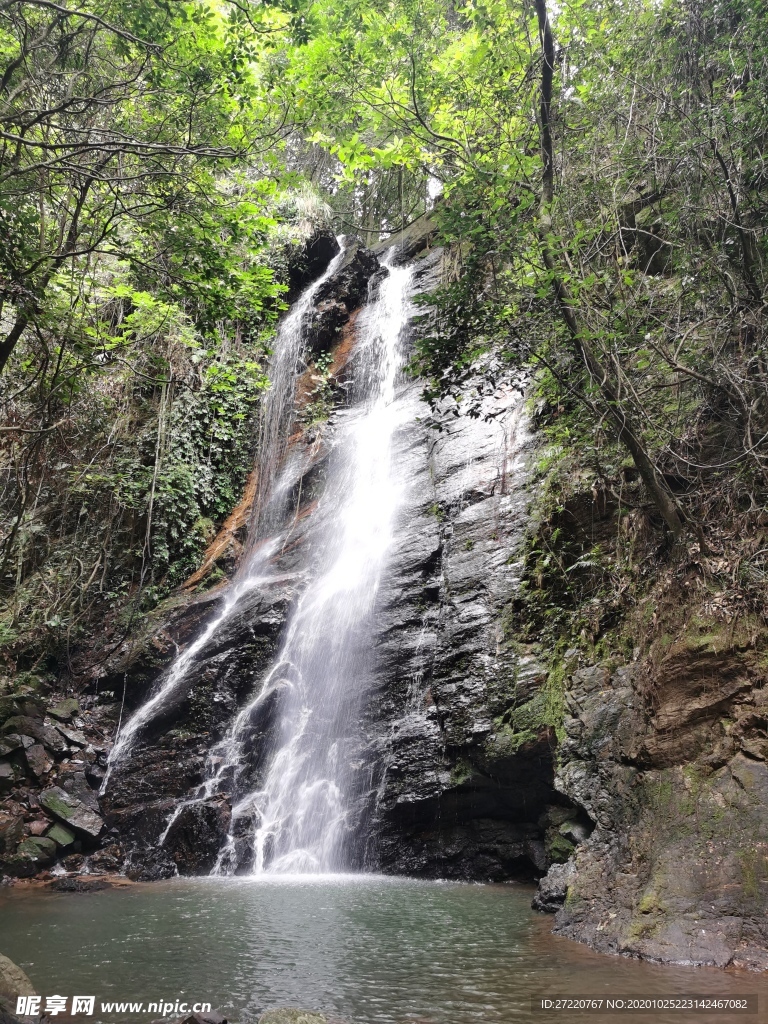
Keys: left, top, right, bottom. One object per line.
{"left": 90, "top": 226, "right": 567, "bottom": 883}
{"left": 287, "top": 230, "right": 341, "bottom": 297}
{"left": 533, "top": 650, "right": 768, "bottom": 970}
{"left": 305, "top": 242, "right": 382, "bottom": 356}
{"left": 100, "top": 578, "right": 296, "bottom": 879}
{"left": 359, "top": 347, "right": 566, "bottom": 878}
{"left": 162, "top": 799, "right": 231, "bottom": 875}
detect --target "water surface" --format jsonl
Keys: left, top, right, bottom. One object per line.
{"left": 1, "top": 876, "right": 764, "bottom": 1024}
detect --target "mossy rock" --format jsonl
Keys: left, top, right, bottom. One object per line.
{"left": 5, "top": 836, "right": 56, "bottom": 875}
{"left": 0, "top": 697, "right": 17, "bottom": 725}
{"left": 0, "top": 696, "right": 41, "bottom": 725}
{"left": 47, "top": 699, "right": 79, "bottom": 721}
{"left": 547, "top": 832, "right": 576, "bottom": 864}
{"left": 46, "top": 823, "right": 76, "bottom": 848}
{"left": 17, "top": 837, "right": 56, "bottom": 860}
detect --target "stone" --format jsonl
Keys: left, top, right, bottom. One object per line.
{"left": 305, "top": 244, "right": 383, "bottom": 356}
{"left": 258, "top": 1013, "right": 327, "bottom": 1024}
{"left": 47, "top": 699, "right": 79, "bottom": 721}
{"left": 46, "top": 823, "right": 76, "bottom": 848}
{"left": 0, "top": 1010, "right": 25, "bottom": 1024}
{"left": 0, "top": 812, "right": 24, "bottom": 859}
{"left": 48, "top": 876, "right": 110, "bottom": 892}
{"left": 287, "top": 229, "right": 341, "bottom": 295}
{"left": 179, "top": 1013, "right": 227, "bottom": 1024}
{"left": 62, "top": 772, "right": 100, "bottom": 812}
{"left": 6, "top": 837, "right": 56, "bottom": 875}
{"left": 88, "top": 844, "right": 123, "bottom": 872}
{"left": 1, "top": 717, "right": 67, "bottom": 755}
{"left": 53, "top": 724, "right": 87, "bottom": 747}
{"left": 0, "top": 736, "right": 22, "bottom": 757}
{"left": 0, "top": 759, "right": 23, "bottom": 794}
{"left": 162, "top": 800, "right": 230, "bottom": 875}
{"left": 40, "top": 787, "right": 104, "bottom": 838}
{"left": 24, "top": 744, "right": 52, "bottom": 778}
{"left": 0, "top": 953, "right": 35, "bottom": 1000}
{"left": 533, "top": 860, "right": 576, "bottom": 913}
{"left": 0, "top": 697, "right": 43, "bottom": 727}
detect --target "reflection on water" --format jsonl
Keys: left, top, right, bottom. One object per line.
{"left": 0, "top": 876, "right": 764, "bottom": 1024}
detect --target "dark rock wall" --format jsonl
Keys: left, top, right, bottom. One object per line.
{"left": 92, "top": 224, "right": 573, "bottom": 883}
{"left": 367, "top": 366, "right": 561, "bottom": 879}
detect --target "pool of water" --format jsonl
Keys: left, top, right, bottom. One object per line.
{"left": 0, "top": 876, "right": 764, "bottom": 1024}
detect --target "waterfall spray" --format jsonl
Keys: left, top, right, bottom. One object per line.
{"left": 101, "top": 246, "right": 345, "bottom": 790}
{"left": 210, "top": 255, "right": 414, "bottom": 874}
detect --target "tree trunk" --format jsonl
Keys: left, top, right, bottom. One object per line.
{"left": 533, "top": 0, "right": 685, "bottom": 543}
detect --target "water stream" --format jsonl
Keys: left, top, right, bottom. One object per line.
{"left": 2, "top": 879, "right": 763, "bottom": 1024}
{"left": 102, "top": 245, "right": 346, "bottom": 790}
{"left": 203, "top": 256, "right": 413, "bottom": 874}
{"left": 106, "top": 248, "right": 414, "bottom": 878}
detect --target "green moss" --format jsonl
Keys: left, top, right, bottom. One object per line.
{"left": 47, "top": 823, "right": 76, "bottom": 847}
{"left": 40, "top": 791, "right": 76, "bottom": 820}
{"left": 564, "top": 885, "right": 581, "bottom": 910}
{"left": 548, "top": 832, "right": 576, "bottom": 863}
{"left": 637, "top": 890, "right": 666, "bottom": 915}
{"left": 737, "top": 847, "right": 768, "bottom": 899}
{"left": 15, "top": 837, "right": 56, "bottom": 860}
{"left": 450, "top": 757, "right": 473, "bottom": 786}
{"left": 489, "top": 723, "right": 538, "bottom": 756}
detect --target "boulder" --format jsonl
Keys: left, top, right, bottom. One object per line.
{"left": 62, "top": 773, "right": 100, "bottom": 812}
{"left": 532, "top": 860, "right": 576, "bottom": 913}
{"left": 0, "top": 759, "right": 24, "bottom": 794}
{"left": 0, "top": 952, "right": 35, "bottom": 1021}
{"left": 0, "top": 953, "right": 35, "bottom": 1001}
{"left": 1, "top": 718, "right": 67, "bottom": 755}
{"left": 24, "top": 745, "right": 52, "bottom": 778}
{"left": 0, "top": 812, "right": 23, "bottom": 858}
{"left": 88, "top": 844, "right": 123, "bottom": 872}
{"left": 53, "top": 724, "right": 86, "bottom": 747}
{"left": 48, "top": 877, "right": 110, "bottom": 892}
{"left": 47, "top": 699, "right": 79, "bottom": 721}
{"left": 46, "top": 823, "right": 76, "bottom": 848}
{"left": 0, "top": 696, "right": 43, "bottom": 726}
{"left": 288, "top": 230, "right": 341, "bottom": 295}
{"left": 178, "top": 1013, "right": 227, "bottom": 1024}
{"left": 40, "top": 787, "right": 104, "bottom": 838}
{"left": 5, "top": 836, "right": 56, "bottom": 875}
{"left": 372, "top": 212, "right": 438, "bottom": 263}
{"left": 0, "top": 736, "right": 22, "bottom": 757}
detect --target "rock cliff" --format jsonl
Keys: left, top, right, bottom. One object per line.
{"left": 3, "top": 215, "right": 767, "bottom": 974}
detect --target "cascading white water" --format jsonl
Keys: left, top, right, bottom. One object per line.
{"left": 210, "top": 255, "right": 414, "bottom": 874}
{"left": 102, "top": 245, "right": 346, "bottom": 789}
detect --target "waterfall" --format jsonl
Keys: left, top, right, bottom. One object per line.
{"left": 102, "top": 245, "right": 346, "bottom": 788}
{"left": 210, "top": 255, "right": 414, "bottom": 874}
